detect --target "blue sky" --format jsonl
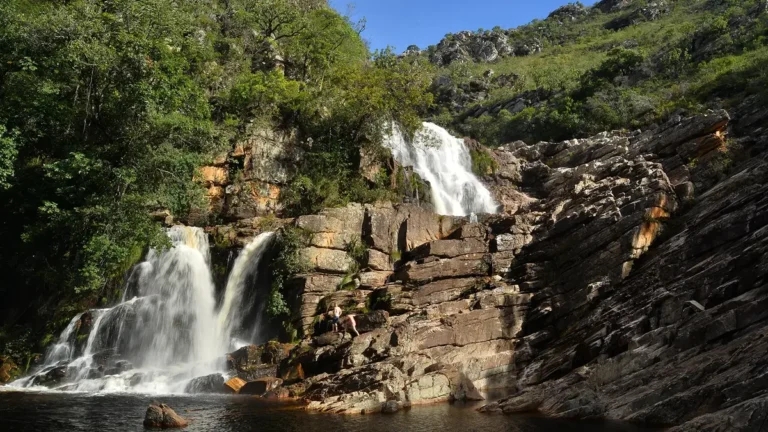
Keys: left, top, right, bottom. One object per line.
{"left": 329, "top": 0, "right": 598, "bottom": 53}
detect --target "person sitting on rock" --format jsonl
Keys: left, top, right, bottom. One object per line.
{"left": 329, "top": 303, "right": 342, "bottom": 333}
{"left": 340, "top": 314, "right": 360, "bottom": 339}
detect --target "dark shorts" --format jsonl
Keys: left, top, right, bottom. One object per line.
{"left": 332, "top": 316, "right": 339, "bottom": 324}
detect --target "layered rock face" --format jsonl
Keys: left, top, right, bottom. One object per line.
{"left": 477, "top": 109, "right": 768, "bottom": 430}
{"left": 267, "top": 108, "right": 768, "bottom": 429}
{"left": 200, "top": 128, "right": 304, "bottom": 221}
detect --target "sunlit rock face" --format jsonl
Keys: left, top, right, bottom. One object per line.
{"left": 274, "top": 108, "right": 768, "bottom": 430}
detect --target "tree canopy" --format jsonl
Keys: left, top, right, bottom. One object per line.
{"left": 0, "top": 0, "right": 433, "bottom": 352}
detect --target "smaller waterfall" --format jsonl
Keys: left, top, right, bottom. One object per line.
{"left": 10, "top": 226, "right": 225, "bottom": 393}
{"left": 383, "top": 122, "right": 498, "bottom": 217}
{"left": 45, "top": 313, "right": 84, "bottom": 365}
{"left": 11, "top": 225, "right": 278, "bottom": 394}
{"left": 217, "top": 232, "right": 275, "bottom": 347}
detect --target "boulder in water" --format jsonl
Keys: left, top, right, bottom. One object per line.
{"left": 86, "top": 367, "right": 104, "bottom": 379}
{"left": 184, "top": 373, "right": 225, "bottom": 393}
{"left": 129, "top": 372, "right": 144, "bottom": 387}
{"left": 240, "top": 377, "right": 283, "bottom": 396}
{"left": 32, "top": 364, "right": 68, "bottom": 387}
{"left": 226, "top": 342, "right": 293, "bottom": 381}
{"left": 143, "top": 403, "right": 188, "bottom": 429}
{"left": 105, "top": 360, "right": 133, "bottom": 376}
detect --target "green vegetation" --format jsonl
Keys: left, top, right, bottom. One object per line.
{"left": 435, "top": 0, "right": 768, "bottom": 145}
{"left": 344, "top": 237, "right": 368, "bottom": 274}
{"left": 266, "top": 226, "right": 311, "bottom": 319}
{"left": 470, "top": 149, "right": 499, "bottom": 176}
{"left": 2, "top": 0, "right": 767, "bottom": 357}
{"left": 0, "top": 0, "right": 433, "bottom": 354}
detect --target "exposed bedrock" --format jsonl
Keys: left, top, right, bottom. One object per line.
{"left": 217, "top": 107, "right": 767, "bottom": 428}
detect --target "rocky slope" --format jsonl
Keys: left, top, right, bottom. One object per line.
{"left": 418, "top": 0, "right": 668, "bottom": 66}
{"left": 221, "top": 103, "right": 768, "bottom": 430}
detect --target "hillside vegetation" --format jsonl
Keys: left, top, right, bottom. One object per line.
{"left": 423, "top": 0, "right": 768, "bottom": 145}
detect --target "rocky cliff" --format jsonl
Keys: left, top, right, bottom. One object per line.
{"left": 227, "top": 104, "right": 768, "bottom": 430}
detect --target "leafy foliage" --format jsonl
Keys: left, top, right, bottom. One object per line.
{"left": 440, "top": 0, "right": 768, "bottom": 145}
{"left": 266, "top": 226, "right": 310, "bottom": 318}
{"left": 0, "top": 0, "right": 433, "bottom": 349}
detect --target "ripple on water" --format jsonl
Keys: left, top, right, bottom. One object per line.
{"left": 0, "top": 391, "right": 661, "bottom": 432}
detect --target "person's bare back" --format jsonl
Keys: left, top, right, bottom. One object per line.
{"left": 340, "top": 314, "right": 359, "bottom": 338}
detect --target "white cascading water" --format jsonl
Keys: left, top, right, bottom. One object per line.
{"left": 383, "top": 122, "right": 498, "bottom": 216}
{"left": 10, "top": 227, "right": 274, "bottom": 394}
{"left": 217, "top": 232, "right": 275, "bottom": 346}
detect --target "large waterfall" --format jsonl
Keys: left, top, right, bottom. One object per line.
{"left": 11, "top": 227, "right": 274, "bottom": 394}
{"left": 383, "top": 122, "right": 498, "bottom": 216}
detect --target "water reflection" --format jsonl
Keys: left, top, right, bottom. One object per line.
{"left": 0, "top": 392, "right": 658, "bottom": 432}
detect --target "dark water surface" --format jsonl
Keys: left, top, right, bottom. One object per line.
{"left": 0, "top": 391, "right": 658, "bottom": 432}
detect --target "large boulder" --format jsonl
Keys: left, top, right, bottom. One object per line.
{"left": 184, "top": 373, "right": 225, "bottom": 394}
{"left": 143, "top": 403, "right": 188, "bottom": 429}
{"left": 354, "top": 310, "right": 390, "bottom": 333}
{"left": 226, "top": 342, "right": 294, "bottom": 381}
{"left": 239, "top": 377, "right": 283, "bottom": 396}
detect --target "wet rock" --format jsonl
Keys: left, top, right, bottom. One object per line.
{"left": 382, "top": 400, "right": 402, "bottom": 413}
{"left": 143, "top": 403, "right": 188, "bottom": 429}
{"left": 226, "top": 344, "right": 278, "bottom": 381}
{"left": 33, "top": 365, "right": 68, "bottom": 387}
{"left": 86, "top": 367, "right": 104, "bottom": 380}
{"left": 105, "top": 360, "right": 133, "bottom": 376}
{"left": 263, "top": 386, "right": 292, "bottom": 399}
{"left": 184, "top": 373, "right": 225, "bottom": 394}
{"left": 129, "top": 372, "right": 144, "bottom": 387}
{"left": 240, "top": 377, "right": 283, "bottom": 396}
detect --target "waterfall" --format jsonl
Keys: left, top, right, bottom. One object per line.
{"left": 45, "top": 313, "right": 84, "bottom": 365}
{"left": 383, "top": 122, "right": 498, "bottom": 216}
{"left": 11, "top": 226, "right": 273, "bottom": 394}
{"left": 217, "top": 232, "right": 275, "bottom": 346}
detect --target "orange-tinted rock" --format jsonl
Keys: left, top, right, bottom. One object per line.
{"left": 224, "top": 377, "right": 246, "bottom": 393}
{"left": 198, "top": 166, "right": 228, "bottom": 186}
